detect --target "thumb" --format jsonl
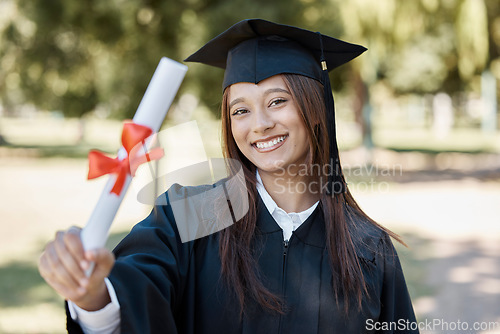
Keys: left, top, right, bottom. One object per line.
{"left": 85, "top": 249, "right": 115, "bottom": 280}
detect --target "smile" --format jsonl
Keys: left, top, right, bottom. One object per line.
{"left": 253, "top": 135, "right": 288, "bottom": 151}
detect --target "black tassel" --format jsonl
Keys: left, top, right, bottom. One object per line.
{"left": 318, "top": 33, "right": 346, "bottom": 195}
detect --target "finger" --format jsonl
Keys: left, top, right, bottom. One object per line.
{"left": 39, "top": 240, "right": 87, "bottom": 302}
{"left": 85, "top": 249, "right": 115, "bottom": 283}
{"left": 46, "top": 237, "right": 82, "bottom": 292}
{"left": 67, "top": 226, "right": 82, "bottom": 234}
{"left": 40, "top": 242, "right": 59, "bottom": 281}
{"left": 66, "top": 226, "right": 84, "bottom": 259}
{"left": 63, "top": 228, "right": 88, "bottom": 282}
{"left": 54, "top": 231, "right": 88, "bottom": 286}
{"left": 38, "top": 249, "right": 55, "bottom": 283}
{"left": 50, "top": 278, "right": 87, "bottom": 302}
{"left": 86, "top": 248, "right": 115, "bottom": 272}
{"left": 38, "top": 238, "right": 64, "bottom": 282}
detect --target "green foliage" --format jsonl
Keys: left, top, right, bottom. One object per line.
{"left": 456, "top": 0, "right": 489, "bottom": 80}
{"left": 0, "top": 0, "right": 499, "bottom": 119}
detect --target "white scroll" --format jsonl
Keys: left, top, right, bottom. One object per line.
{"left": 81, "top": 57, "right": 187, "bottom": 256}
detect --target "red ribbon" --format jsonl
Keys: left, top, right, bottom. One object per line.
{"left": 88, "top": 122, "right": 164, "bottom": 195}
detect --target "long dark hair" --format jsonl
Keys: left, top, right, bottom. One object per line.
{"left": 219, "top": 73, "right": 404, "bottom": 316}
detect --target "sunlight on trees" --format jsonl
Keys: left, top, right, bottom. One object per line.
{"left": 0, "top": 0, "right": 498, "bottom": 132}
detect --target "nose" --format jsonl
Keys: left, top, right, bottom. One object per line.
{"left": 252, "top": 109, "right": 275, "bottom": 134}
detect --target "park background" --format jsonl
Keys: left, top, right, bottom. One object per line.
{"left": 1, "top": 0, "right": 499, "bottom": 332}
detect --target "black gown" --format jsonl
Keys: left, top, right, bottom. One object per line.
{"left": 67, "top": 184, "right": 418, "bottom": 334}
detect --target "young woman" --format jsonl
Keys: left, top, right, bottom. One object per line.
{"left": 38, "top": 19, "right": 418, "bottom": 333}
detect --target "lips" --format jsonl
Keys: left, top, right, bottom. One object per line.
{"left": 252, "top": 135, "right": 288, "bottom": 152}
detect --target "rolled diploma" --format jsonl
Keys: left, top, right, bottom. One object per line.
{"left": 81, "top": 57, "right": 188, "bottom": 254}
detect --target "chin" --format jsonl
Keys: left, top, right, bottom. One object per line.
{"left": 253, "top": 159, "right": 287, "bottom": 174}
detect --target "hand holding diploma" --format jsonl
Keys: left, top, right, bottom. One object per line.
{"left": 38, "top": 227, "right": 115, "bottom": 311}
{"left": 38, "top": 57, "right": 187, "bottom": 305}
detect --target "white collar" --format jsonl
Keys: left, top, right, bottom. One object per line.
{"left": 255, "top": 170, "right": 319, "bottom": 225}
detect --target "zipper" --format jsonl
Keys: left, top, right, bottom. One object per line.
{"left": 283, "top": 239, "right": 289, "bottom": 267}
{"left": 279, "top": 239, "right": 290, "bottom": 333}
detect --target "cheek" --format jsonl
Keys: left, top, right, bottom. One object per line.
{"left": 231, "top": 126, "right": 245, "bottom": 153}
{"left": 230, "top": 122, "right": 247, "bottom": 149}
{"left": 293, "top": 119, "right": 310, "bottom": 152}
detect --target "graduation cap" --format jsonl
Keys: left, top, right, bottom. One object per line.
{"left": 185, "top": 19, "right": 366, "bottom": 194}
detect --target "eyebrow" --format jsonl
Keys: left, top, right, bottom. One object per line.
{"left": 229, "top": 97, "right": 244, "bottom": 110}
{"left": 265, "top": 88, "right": 291, "bottom": 97}
{"left": 228, "top": 88, "right": 291, "bottom": 110}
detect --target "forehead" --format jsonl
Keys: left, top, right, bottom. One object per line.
{"left": 227, "top": 75, "right": 289, "bottom": 100}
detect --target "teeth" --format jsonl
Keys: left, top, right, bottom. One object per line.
{"left": 255, "top": 136, "right": 286, "bottom": 149}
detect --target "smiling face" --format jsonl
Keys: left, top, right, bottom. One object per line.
{"left": 227, "top": 75, "right": 310, "bottom": 175}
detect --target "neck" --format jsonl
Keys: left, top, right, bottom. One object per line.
{"left": 258, "top": 169, "right": 320, "bottom": 213}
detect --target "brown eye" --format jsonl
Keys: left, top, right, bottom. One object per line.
{"left": 269, "top": 98, "right": 287, "bottom": 107}
{"left": 231, "top": 108, "right": 249, "bottom": 116}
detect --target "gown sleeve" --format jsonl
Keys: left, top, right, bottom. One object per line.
{"left": 66, "top": 200, "right": 195, "bottom": 334}
{"left": 376, "top": 234, "right": 419, "bottom": 334}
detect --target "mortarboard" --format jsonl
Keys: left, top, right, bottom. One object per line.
{"left": 185, "top": 19, "right": 367, "bottom": 194}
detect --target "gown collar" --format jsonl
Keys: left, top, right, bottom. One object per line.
{"left": 255, "top": 191, "right": 325, "bottom": 248}
{"left": 253, "top": 186, "right": 382, "bottom": 261}
{"left": 255, "top": 170, "right": 319, "bottom": 241}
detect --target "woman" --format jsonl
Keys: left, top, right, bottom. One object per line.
{"left": 39, "top": 19, "right": 418, "bottom": 333}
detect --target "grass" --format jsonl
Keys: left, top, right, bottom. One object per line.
{"left": 374, "top": 127, "right": 500, "bottom": 154}
{"left": 0, "top": 260, "right": 56, "bottom": 309}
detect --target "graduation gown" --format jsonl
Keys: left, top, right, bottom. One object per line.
{"left": 67, "top": 184, "right": 418, "bottom": 333}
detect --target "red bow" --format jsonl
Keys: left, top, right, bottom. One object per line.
{"left": 88, "top": 122, "right": 164, "bottom": 195}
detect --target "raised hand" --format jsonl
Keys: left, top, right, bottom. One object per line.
{"left": 38, "top": 226, "right": 115, "bottom": 311}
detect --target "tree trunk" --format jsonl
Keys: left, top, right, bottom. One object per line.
{"left": 352, "top": 72, "right": 373, "bottom": 154}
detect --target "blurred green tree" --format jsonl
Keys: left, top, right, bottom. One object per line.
{"left": 336, "top": 0, "right": 497, "bottom": 148}
{"left": 0, "top": 0, "right": 355, "bottom": 122}
{"left": 456, "top": 0, "right": 489, "bottom": 81}
{"left": 0, "top": 0, "right": 498, "bottom": 144}
{"left": 0, "top": 0, "right": 188, "bottom": 121}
